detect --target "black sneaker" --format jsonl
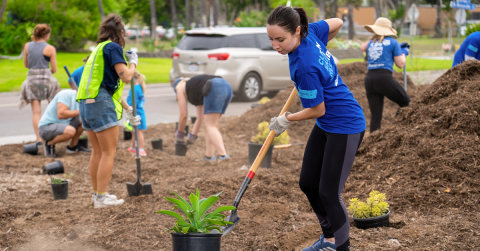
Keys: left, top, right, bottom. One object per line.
{"left": 65, "top": 145, "right": 79, "bottom": 154}
{"left": 44, "top": 141, "right": 57, "bottom": 158}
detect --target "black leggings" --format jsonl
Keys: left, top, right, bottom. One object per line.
{"left": 299, "top": 125, "right": 364, "bottom": 251}
{"left": 364, "top": 69, "right": 410, "bottom": 133}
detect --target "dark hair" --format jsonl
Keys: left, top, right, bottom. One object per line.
{"left": 33, "top": 24, "right": 51, "bottom": 40}
{"left": 97, "top": 14, "right": 125, "bottom": 48}
{"left": 267, "top": 6, "right": 309, "bottom": 39}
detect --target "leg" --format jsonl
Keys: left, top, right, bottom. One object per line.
{"left": 87, "top": 130, "right": 102, "bottom": 192}
{"left": 204, "top": 113, "right": 227, "bottom": 156}
{"left": 375, "top": 74, "right": 410, "bottom": 108}
{"left": 204, "top": 123, "right": 215, "bottom": 157}
{"left": 31, "top": 100, "right": 42, "bottom": 142}
{"left": 48, "top": 125, "right": 76, "bottom": 145}
{"left": 138, "top": 130, "right": 144, "bottom": 149}
{"left": 365, "top": 76, "right": 384, "bottom": 133}
{"left": 95, "top": 126, "right": 119, "bottom": 194}
{"left": 298, "top": 125, "right": 334, "bottom": 238}
{"left": 69, "top": 115, "right": 83, "bottom": 147}
{"left": 318, "top": 131, "right": 365, "bottom": 251}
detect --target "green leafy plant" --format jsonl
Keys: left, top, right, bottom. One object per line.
{"left": 141, "top": 38, "right": 166, "bottom": 52}
{"left": 63, "top": 173, "right": 75, "bottom": 179}
{"left": 155, "top": 189, "right": 235, "bottom": 234}
{"left": 466, "top": 23, "right": 480, "bottom": 37}
{"left": 348, "top": 190, "right": 389, "bottom": 218}
{"left": 234, "top": 10, "right": 268, "bottom": 27}
{"left": 50, "top": 177, "right": 64, "bottom": 184}
{"left": 251, "top": 121, "right": 290, "bottom": 145}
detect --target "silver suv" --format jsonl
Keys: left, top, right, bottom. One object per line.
{"left": 169, "top": 27, "right": 292, "bottom": 101}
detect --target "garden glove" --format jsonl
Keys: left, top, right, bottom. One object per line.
{"left": 186, "top": 133, "right": 198, "bottom": 149}
{"left": 400, "top": 42, "right": 410, "bottom": 56}
{"left": 126, "top": 107, "right": 141, "bottom": 126}
{"left": 269, "top": 112, "right": 291, "bottom": 137}
{"left": 176, "top": 130, "right": 186, "bottom": 143}
{"left": 126, "top": 51, "right": 138, "bottom": 66}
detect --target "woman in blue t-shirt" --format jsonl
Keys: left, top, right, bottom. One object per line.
{"left": 127, "top": 70, "right": 147, "bottom": 156}
{"left": 360, "top": 17, "right": 410, "bottom": 132}
{"left": 267, "top": 6, "right": 366, "bottom": 251}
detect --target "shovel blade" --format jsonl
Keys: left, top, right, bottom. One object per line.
{"left": 141, "top": 183, "right": 153, "bottom": 195}
{"left": 222, "top": 210, "right": 241, "bottom": 236}
{"left": 127, "top": 181, "right": 153, "bottom": 196}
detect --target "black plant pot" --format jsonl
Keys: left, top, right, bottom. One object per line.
{"left": 175, "top": 122, "right": 189, "bottom": 134}
{"left": 78, "top": 137, "right": 88, "bottom": 148}
{"left": 43, "top": 161, "right": 64, "bottom": 175}
{"left": 191, "top": 116, "right": 197, "bottom": 124}
{"left": 171, "top": 233, "right": 222, "bottom": 251}
{"left": 51, "top": 181, "right": 69, "bottom": 200}
{"left": 124, "top": 128, "right": 132, "bottom": 140}
{"left": 251, "top": 103, "right": 262, "bottom": 108}
{"left": 248, "top": 142, "right": 274, "bottom": 168}
{"left": 23, "top": 142, "right": 38, "bottom": 155}
{"left": 175, "top": 141, "right": 187, "bottom": 156}
{"left": 353, "top": 210, "right": 390, "bottom": 229}
{"left": 151, "top": 139, "right": 163, "bottom": 150}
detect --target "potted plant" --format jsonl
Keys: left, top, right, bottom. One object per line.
{"left": 50, "top": 174, "right": 73, "bottom": 200}
{"left": 348, "top": 190, "right": 390, "bottom": 229}
{"left": 156, "top": 189, "right": 235, "bottom": 251}
{"left": 123, "top": 121, "right": 132, "bottom": 140}
{"left": 249, "top": 121, "right": 290, "bottom": 168}
{"left": 78, "top": 135, "right": 88, "bottom": 148}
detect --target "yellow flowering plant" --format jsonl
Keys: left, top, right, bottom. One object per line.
{"left": 348, "top": 190, "right": 389, "bottom": 218}
{"left": 251, "top": 121, "right": 290, "bottom": 145}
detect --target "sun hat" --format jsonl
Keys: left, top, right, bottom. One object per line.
{"left": 364, "top": 17, "right": 397, "bottom": 38}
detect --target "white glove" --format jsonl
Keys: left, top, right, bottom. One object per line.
{"left": 126, "top": 107, "right": 141, "bottom": 126}
{"left": 125, "top": 51, "right": 138, "bottom": 66}
{"left": 269, "top": 112, "right": 291, "bottom": 137}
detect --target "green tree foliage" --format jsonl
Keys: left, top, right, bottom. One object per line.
{"left": 234, "top": 10, "right": 269, "bottom": 27}
{"left": 268, "top": 0, "right": 317, "bottom": 18}
{"left": 466, "top": 23, "right": 480, "bottom": 37}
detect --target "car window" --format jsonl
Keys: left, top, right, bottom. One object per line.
{"left": 226, "top": 34, "right": 257, "bottom": 48}
{"left": 255, "top": 33, "right": 274, "bottom": 50}
{"left": 177, "top": 35, "right": 227, "bottom": 50}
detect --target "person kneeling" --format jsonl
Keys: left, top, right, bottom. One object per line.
{"left": 39, "top": 89, "right": 90, "bottom": 157}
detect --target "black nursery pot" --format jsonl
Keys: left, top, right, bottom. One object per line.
{"left": 191, "top": 116, "right": 197, "bottom": 124}
{"left": 151, "top": 138, "right": 163, "bottom": 150}
{"left": 124, "top": 128, "right": 132, "bottom": 140}
{"left": 248, "top": 142, "right": 274, "bottom": 168}
{"left": 171, "top": 233, "right": 222, "bottom": 251}
{"left": 51, "top": 181, "right": 69, "bottom": 200}
{"left": 175, "top": 122, "right": 189, "bottom": 134}
{"left": 175, "top": 141, "right": 187, "bottom": 156}
{"left": 43, "top": 161, "right": 64, "bottom": 175}
{"left": 23, "top": 142, "right": 38, "bottom": 155}
{"left": 78, "top": 137, "right": 88, "bottom": 148}
{"left": 353, "top": 210, "right": 390, "bottom": 229}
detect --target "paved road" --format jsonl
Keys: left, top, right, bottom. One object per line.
{"left": 0, "top": 84, "right": 258, "bottom": 146}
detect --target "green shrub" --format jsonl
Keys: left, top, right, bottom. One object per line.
{"left": 142, "top": 38, "right": 166, "bottom": 52}
{"left": 155, "top": 189, "right": 235, "bottom": 234}
{"left": 234, "top": 10, "right": 268, "bottom": 27}
{"left": 348, "top": 190, "right": 389, "bottom": 218}
{"left": 251, "top": 121, "right": 290, "bottom": 145}
{"left": 0, "top": 21, "right": 35, "bottom": 55}
{"left": 51, "top": 177, "right": 64, "bottom": 184}
{"left": 466, "top": 23, "right": 480, "bottom": 37}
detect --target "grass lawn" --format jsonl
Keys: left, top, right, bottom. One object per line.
{"left": 338, "top": 58, "right": 453, "bottom": 72}
{"left": 0, "top": 53, "right": 172, "bottom": 93}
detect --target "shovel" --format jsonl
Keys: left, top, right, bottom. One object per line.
{"left": 63, "top": 66, "right": 78, "bottom": 91}
{"left": 222, "top": 87, "right": 298, "bottom": 235}
{"left": 401, "top": 43, "right": 411, "bottom": 92}
{"left": 274, "top": 143, "right": 304, "bottom": 149}
{"left": 126, "top": 77, "right": 153, "bottom": 196}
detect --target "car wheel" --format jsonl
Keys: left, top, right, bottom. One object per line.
{"left": 239, "top": 72, "right": 262, "bottom": 101}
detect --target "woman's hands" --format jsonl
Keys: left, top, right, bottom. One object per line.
{"left": 269, "top": 112, "right": 291, "bottom": 137}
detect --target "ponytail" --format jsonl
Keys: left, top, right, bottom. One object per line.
{"left": 372, "top": 34, "right": 385, "bottom": 43}
{"left": 268, "top": 6, "right": 309, "bottom": 39}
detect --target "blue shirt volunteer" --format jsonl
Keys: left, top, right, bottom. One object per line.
{"left": 452, "top": 31, "right": 480, "bottom": 67}
{"left": 127, "top": 84, "right": 147, "bottom": 130}
{"left": 366, "top": 37, "right": 402, "bottom": 72}
{"left": 288, "top": 20, "right": 366, "bottom": 134}
{"left": 68, "top": 65, "right": 84, "bottom": 88}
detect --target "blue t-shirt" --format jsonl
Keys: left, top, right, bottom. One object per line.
{"left": 39, "top": 90, "right": 79, "bottom": 127}
{"left": 127, "top": 84, "right": 146, "bottom": 129}
{"left": 453, "top": 31, "right": 480, "bottom": 67}
{"left": 288, "top": 21, "right": 366, "bottom": 134}
{"left": 68, "top": 65, "right": 84, "bottom": 88}
{"left": 102, "top": 42, "right": 127, "bottom": 95}
{"left": 366, "top": 37, "right": 402, "bottom": 72}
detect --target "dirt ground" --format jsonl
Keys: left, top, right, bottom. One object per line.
{"left": 1, "top": 62, "right": 479, "bottom": 251}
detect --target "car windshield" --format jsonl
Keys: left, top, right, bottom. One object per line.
{"left": 177, "top": 34, "right": 227, "bottom": 50}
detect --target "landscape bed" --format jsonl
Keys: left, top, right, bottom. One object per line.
{"left": 0, "top": 62, "right": 479, "bottom": 250}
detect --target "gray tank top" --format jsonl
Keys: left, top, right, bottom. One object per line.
{"left": 27, "top": 42, "right": 50, "bottom": 69}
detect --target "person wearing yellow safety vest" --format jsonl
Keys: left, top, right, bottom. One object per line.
{"left": 77, "top": 14, "right": 141, "bottom": 209}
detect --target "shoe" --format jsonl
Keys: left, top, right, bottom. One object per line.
{"left": 128, "top": 147, "right": 136, "bottom": 154}
{"left": 302, "top": 235, "right": 336, "bottom": 251}
{"left": 44, "top": 141, "right": 56, "bottom": 158}
{"left": 139, "top": 148, "right": 147, "bottom": 157}
{"left": 77, "top": 145, "right": 92, "bottom": 153}
{"left": 93, "top": 196, "right": 124, "bottom": 209}
{"left": 91, "top": 193, "right": 118, "bottom": 206}
{"left": 66, "top": 145, "right": 79, "bottom": 154}
{"left": 203, "top": 155, "right": 216, "bottom": 162}
{"left": 218, "top": 154, "right": 231, "bottom": 160}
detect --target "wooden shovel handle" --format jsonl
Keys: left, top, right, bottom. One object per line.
{"left": 249, "top": 87, "right": 298, "bottom": 174}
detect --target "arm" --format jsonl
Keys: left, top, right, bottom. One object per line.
{"left": 114, "top": 63, "right": 136, "bottom": 84}
{"left": 120, "top": 97, "right": 130, "bottom": 110}
{"left": 49, "top": 46, "right": 57, "bottom": 74}
{"left": 324, "top": 18, "right": 343, "bottom": 42}
{"left": 57, "top": 103, "right": 79, "bottom": 119}
{"left": 361, "top": 41, "right": 369, "bottom": 52}
{"left": 23, "top": 44, "right": 29, "bottom": 68}
{"left": 394, "top": 54, "right": 406, "bottom": 69}
{"left": 176, "top": 90, "right": 189, "bottom": 133}
{"left": 286, "top": 102, "right": 325, "bottom": 121}
{"left": 192, "top": 105, "right": 204, "bottom": 135}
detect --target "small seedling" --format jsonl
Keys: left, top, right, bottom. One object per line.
{"left": 51, "top": 177, "right": 64, "bottom": 184}
{"left": 348, "top": 190, "right": 389, "bottom": 218}
{"left": 63, "top": 173, "right": 75, "bottom": 179}
{"left": 251, "top": 121, "right": 290, "bottom": 145}
{"left": 156, "top": 189, "right": 235, "bottom": 234}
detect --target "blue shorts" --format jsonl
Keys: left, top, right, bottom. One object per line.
{"left": 203, "top": 78, "right": 233, "bottom": 114}
{"left": 79, "top": 87, "right": 119, "bottom": 132}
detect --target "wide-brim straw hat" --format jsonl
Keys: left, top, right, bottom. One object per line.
{"left": 365, "top": 17, "right": 397, "bottom": 38}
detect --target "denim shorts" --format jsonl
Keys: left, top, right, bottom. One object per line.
{"left": 79, "top": 87, "right": 119, "bottom": 132}
{"left": 203, "top": 78, "right": 233, "bottom": 114}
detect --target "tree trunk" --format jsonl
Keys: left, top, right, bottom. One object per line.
{"left": 0, "top": 0, "right": 7, "bottom": 21}
{"left": 434, "top": 0, "right": 442, "bottom": 37}
{"left": 347, "top": 4, "right": 355, "bottom": 39}
{"left": 318, "top": 0, "right": 326, "bottom": 20}
{"left": 193, "top": 0, "right": 198, "bottom": 27}
{"left": 185, "top": 0, "right": 191, "bottom": 30}
{"left": 149, "top": 0, "right": 157, "bottom": 40}
{"left": 200, "top": 0, "right": 207, "bottom": 27}
{"left": 214, "top": 0, "right": 221, "bottom": 26}
{"left": 170, "top": 0, "right": 177, "bottom": 39}
{"left": 374, "top": 0, "right": 381, "bottom": 19}
{"left": 97, "top": 0, "right": 105, "bottom": 20}
{"left": 330, "top": 0, "right": 337, "bottom": 18}
{"left": 228, "top": 7, "right": 237, "bottom": 26}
